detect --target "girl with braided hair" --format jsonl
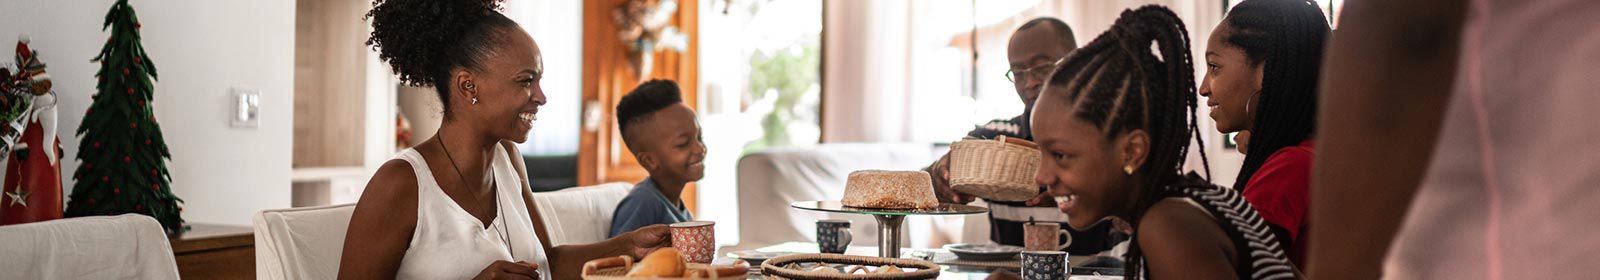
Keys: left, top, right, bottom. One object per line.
{"left": 991, "top": 5, "right": 1296, "bottom": 280}
{"left": 1198, "top": 0, "right": 1331, "bottom": 266}
{"left": 339, "top": 0, "right": 669, "bottom": 279}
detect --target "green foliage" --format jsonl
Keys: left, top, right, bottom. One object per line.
{"left": 743, "top": 45, "right": 819, "bottom": 153}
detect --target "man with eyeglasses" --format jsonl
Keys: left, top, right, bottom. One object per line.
{"left": 926, "top": 17, "right": 1126, "bottom": 256}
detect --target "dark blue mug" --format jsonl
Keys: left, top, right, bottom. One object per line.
{"left": 816, "top": 219, "right": 852, "bottom": 254}
{"left": 1022, "top": 251, "right": 1068, "bottom": 280}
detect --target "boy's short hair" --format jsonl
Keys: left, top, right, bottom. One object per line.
{"left": 616, "top": 79, "right": 684, "bottom": 150}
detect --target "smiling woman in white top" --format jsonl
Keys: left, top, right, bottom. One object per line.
{"left": 337, "top": 0, "right": 670, "bottom": 279}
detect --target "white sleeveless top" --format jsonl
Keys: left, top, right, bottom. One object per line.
{"left": 394, "top": 145, "right": 551, "bottom": 279}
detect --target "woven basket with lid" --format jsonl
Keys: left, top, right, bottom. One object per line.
{"left": 949, "top": 135, "right": 1041, "bottom": 202}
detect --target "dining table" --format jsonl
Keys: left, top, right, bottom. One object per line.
{"left": 716, "top": 242, "right": 1120, "bottom": 279}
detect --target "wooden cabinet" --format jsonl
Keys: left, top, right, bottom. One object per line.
{"left": 170, "top": 224, "right": 255, "bottom": 279}
{"left": 579, "top": 0, "right": 701, "bottom": 212}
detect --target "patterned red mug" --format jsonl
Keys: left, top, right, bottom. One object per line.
{"left": 669, "top": 221, "right": 716, "bottom": 263}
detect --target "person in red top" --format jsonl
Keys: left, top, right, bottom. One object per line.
{"left": 1197, "top": 0, "right": 1329, "bottom": 266}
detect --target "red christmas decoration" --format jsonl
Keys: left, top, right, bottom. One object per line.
{"left": 129, "top": 122, "right": 137, "bottom": 129}
{"left": 102, "top": 176, "right": 109, "bottom": 183}
{"left": 122, "top": 68, "right": 129, "bottom": 75}
{"left": 126, "top": 87, "right": 133, "bottom": 95}
{"left": 111, "top": 187, "right": 119, "bottom": 193}
{"left": 149, "top": 184, "right": 158, "bottom": 191}
{"left": 93, "top": 141, "right": 100, "bottom": 148}
{"left": 144, "top": 138, "right": 151, "bottom": 145}
{"left": 122, "top": 156, "right": 130, "bottom": 163}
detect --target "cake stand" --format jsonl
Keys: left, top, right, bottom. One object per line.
{"left": 790, "top": 200, "right": 988, "bottom": 258}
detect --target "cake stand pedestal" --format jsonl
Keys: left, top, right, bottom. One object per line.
{"left": 790, "top": 201, "right": 988, "bottom": 258}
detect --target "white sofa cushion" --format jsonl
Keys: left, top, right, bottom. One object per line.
{"left": 530, "top": 182, "right": 633, "bottom": 246}
{"left": 735, "top": 143, "right": 940, "bottom": 249}
{"left": 254, "top": 203, "right": 355, "bottom": 280}
{"left": 0, "top": 214, "right": 180, "bottom": 280}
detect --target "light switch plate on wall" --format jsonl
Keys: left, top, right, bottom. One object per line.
{"left": 231, "top": 88, "right": 260, "bottom": 128}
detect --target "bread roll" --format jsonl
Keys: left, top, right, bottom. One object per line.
{"left": 627, "top": 248, "right": 686, "bottom": 277}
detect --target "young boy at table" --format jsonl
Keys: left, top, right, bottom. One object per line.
{"left": 608, "top": 80, "right": 707, "bottom": 238}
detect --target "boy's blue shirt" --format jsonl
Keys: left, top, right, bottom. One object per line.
{"left": 608, "top": 177, "right": 694, "bottom": 237}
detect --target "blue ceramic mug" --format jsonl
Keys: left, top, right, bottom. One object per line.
{"left": 816, "top": 219, "right": 852, "bottom": 253}
{"left": 1022, "top": 251, "right": 1068, "bottom": 280}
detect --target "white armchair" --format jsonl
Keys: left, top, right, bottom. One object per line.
{"left": 529, "top": 182, "right": 633, "bottom": 246}
{"left": 252, "top": 182, "right": 633, "bottom": 280}
{"left": 254, "top": 203, "right": 356, "bottom": 280}
{"left": 0, "top": 214, "right": 180, "bottom": 279}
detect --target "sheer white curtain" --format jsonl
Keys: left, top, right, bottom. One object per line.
{"left": 819, "top": 0, "right": 1239, "bottom": 184}
{"left": 505, "top": 0, "right": 583, "bottom": 156}
{"left": 820, "top": 0, "right": 914, "bottom": 143}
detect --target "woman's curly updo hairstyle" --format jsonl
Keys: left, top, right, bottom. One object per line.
{"left": 366, "top": 0, "right": 518, "bottom": 115}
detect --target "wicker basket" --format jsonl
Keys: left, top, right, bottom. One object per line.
{"left": 580, "top": 255, "right": 748, "bottom": 280}
{"left": 760, "top": 254, "right": 939, "bottom": 280}
{"left": 949, "top": 136, "right": 1041, "bottom": 202}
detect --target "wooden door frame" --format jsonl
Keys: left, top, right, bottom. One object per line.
{"left": 579, "top": 0, "right": 700, "bottom": 211}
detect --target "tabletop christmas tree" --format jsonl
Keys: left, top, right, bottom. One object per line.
{"left": 63, "top": 0, "right": 185, "bottom": 234}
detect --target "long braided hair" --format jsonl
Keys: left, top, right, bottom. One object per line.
{"left": 1224, "top": 0, "right": 1330, "bottom": 190}
{"left": 1039, "top": 6, "right": 1204, "bottom": 279}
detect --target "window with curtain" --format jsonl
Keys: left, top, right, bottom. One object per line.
{"left": 506, "top": 0, "right": 584, "bottom": 156}
{"left": 697, "top": 0, "right": 824, "bottom": 245}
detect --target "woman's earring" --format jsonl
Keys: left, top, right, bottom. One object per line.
{"left": 1124, "top": 166, "right": 1134, "bottom": 175}
{"left": 1245, "top": 90, "right": 1261, "bottom": 118}
{"left": 471, "top": 97, "right": 479, "bottom": 105}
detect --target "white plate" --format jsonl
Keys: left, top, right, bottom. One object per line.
{"left": 943, "top": 243, "right": 1024, "bottom": 261}
{"left": 726, "top": 250, "right": 794, "bottom": 266}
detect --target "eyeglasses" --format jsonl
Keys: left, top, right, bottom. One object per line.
{"left": 1005, "top": 56, "right": 1069, "bottom": 83}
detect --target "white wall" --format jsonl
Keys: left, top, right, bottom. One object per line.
{"left": 0, "top": 0, "right": 295, "bottom": 225}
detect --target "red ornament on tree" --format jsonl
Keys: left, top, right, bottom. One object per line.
{"left": 138, "top": 100, "right": 145, "bottom": 108}
{"left": 122, "top": 156, "right": 130, "bottom": 163}
{"left": 93, "top": 141, "right": 101, "bottom": 148}
{"left": 150, "top": 183, "right": 159, "bottom": 191}
{"left": 129, "top": 122, "right": 137, "bottom": 129}
{"left": 122, "top": 67, "right": 129, "bottom": 76}
{"left": 134, "top": 56, "right": 141, "bottom": 64}
{"left": 126, "top": 87, "right": 133, "bottom": 95}
{"left": 134, "top": 204, "right": 143, "bottom": 211}
{"left": 111, "top": 187, "right": 119, "bottom": 194}
{"left": 144, "top": 138, "right": 151, "bottom": 145}
{"left": 102, "top": 176, "right": 109, "bottom": 183}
